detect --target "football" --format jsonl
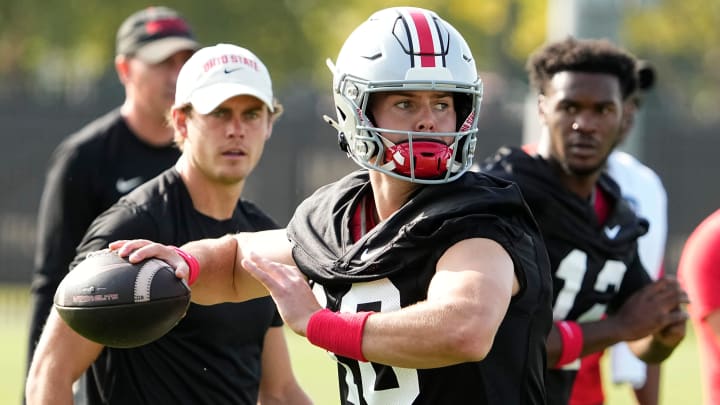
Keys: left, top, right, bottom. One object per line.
{"left": 54, "top": 249, "right": 191, "bottom": 348}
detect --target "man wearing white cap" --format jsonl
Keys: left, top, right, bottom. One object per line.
{"left": 27, "top": 7, "right": 199, "bottom": 383}
{"left": 26, "top": 43, "right": 312, "bottom": 405}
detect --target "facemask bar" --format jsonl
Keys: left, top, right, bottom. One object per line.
{"left": 332, "top": 69, "right": 482, "bottom": 184}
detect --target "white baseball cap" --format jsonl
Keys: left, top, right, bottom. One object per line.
{"left": 174, "top": 43, "right": 274, "bottom": 114}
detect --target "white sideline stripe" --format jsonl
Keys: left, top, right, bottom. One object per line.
{"left": 133, "top": 259, "right": 166, "bottom": 302}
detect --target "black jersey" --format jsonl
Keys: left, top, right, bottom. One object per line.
{"left": 481, "top": 147, "right": 652, "bottom": 405}
{"left": 287, "top": 169, "right": 553, "bottom": 405}
{"left": 71, "top": 168, "right": 281, "bottom": 405}
{"left": 29, "top": 108, "right": 180, "bottom": 365}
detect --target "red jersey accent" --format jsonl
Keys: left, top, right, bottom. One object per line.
{"left": 350, "top": 196, "right": 377, "bottom": 242}
{"left": 594, "top": 185, "right": 610, "bottom": 225}
{"left": 569, "top": 352, "right": 604, "bottom": 405}
{"left": 570, "top": 185, "right": 613, "bottom": 404}
{"left": 409, "top": 11, "right": 436, "bottom": 67}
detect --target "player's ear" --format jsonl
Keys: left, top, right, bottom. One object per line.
{"left": 171, "top": 107, "right": 190, "bottom": 150}
{"left": 115, "top": 55, "right": 131, "bottom": 85}
{"left": 172, "top": 107, "right": 189, "bottom": 136}
{"left": 265, "top": 120, "right": 274, "bottom": 140}
{"left": 537, "top": 94, "right": 548, "bottom": 125}
{"left": 266, "top": 101, "right": 283, "bottom": 140}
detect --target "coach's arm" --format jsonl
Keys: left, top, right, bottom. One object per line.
{"left": 26, "top": 309, "right": 104, "bottom": 405}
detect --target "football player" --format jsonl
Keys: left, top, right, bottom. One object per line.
{"left": 112, "top": 7, "right": 553, "bottom": 404}
{"left": 572, "top": 61, "right": 666, "bottom": 405}
{"left": 480, "top": 37, "right": 687, "bottom": 405}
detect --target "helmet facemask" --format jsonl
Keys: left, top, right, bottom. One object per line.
{"left": 324, "top": 7, "right": 483, "bottom": 184}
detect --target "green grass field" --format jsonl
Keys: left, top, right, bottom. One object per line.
{"left": 1, "top": 284, "right": 701, "bottom": 405}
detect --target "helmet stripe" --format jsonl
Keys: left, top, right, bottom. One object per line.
{"left": 408, "top": 10, "right": 436, "bottom": 67}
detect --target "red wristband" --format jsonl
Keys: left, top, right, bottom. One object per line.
{"left": 172, "top": 246, "right": 200, "bottom": 286}
{"left": 555, "top": 320, "right": 584, "bottom": 367}
{"left": 306, "top": 308, "right": 373, "bottom": 362}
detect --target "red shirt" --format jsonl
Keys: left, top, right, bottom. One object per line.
{"left": 678, "top": 209, "right": 720, "bottom": 405}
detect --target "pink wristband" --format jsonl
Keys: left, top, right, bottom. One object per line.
{"left": 172, "top": 246, "right": 200, "bottom": 286}
{"left": 306, "top": 308, "right": 373, "bottom": 362}
{"left": 555, "top": 320, "right": 584, "bottom": 367}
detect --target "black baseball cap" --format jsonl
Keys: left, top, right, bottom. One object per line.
{"left": 116, "top": 6, "right": 199, "bottom": 64}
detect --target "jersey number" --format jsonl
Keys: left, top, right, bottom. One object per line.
{"left": 338, "top": 279, "right": 420, "bottom": 404}
{"left": 553, "top": 249, "right": 627, "bottom": 322}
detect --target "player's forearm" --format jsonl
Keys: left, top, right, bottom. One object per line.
{"left": 359, "top": 252, "right": 511, "bottom": 369}
{"left": 547, "top": 318, "right": 625, "bottom": 366}
{"left": 182, "top": 234, "right": 259, "bottom": 304}
{"left": 361, "top": 299, "right": 497, "bottom": 368}
{"left": 579, "top": 318, "right": 631, "bottom": 355}
{"left": 628, "top": 335, "right": 679, "bottom": 363}
{"left": 25, "top": 372, "right": 73, "bottom": 405}
{"left": 185, "top": 231, "right": 290, "bottom": 304}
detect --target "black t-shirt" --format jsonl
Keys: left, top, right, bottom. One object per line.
{"left": 481, "top": 147, "right": 652, "bottom": 405}
{"left": 29, "top": 108, "right": 180, "bottom": 362}
{"left": 287, "top": 169, "right": 553, "bottom": 404}
{"left": 73, "top": 168, "right": 281, "bottom": 405}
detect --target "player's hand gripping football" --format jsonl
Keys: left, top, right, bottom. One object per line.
{"left": 109, "top": 239, "right": 192, "bottom": 282}
{"left": 242, "top": 252, "right": 322, "bottom": 337}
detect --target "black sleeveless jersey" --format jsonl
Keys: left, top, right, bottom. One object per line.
{"left": 287, "top": 169, "right": 553, "bottom": 405}
{"left": 481, "top": 147, "right": 651, "bottom": 405}
{"left": 72, "top": 168, "right": 282, "bottom": 405}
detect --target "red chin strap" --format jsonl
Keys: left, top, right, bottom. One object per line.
{"left": 384, "top": 141, "right": 453, "bottom": 178}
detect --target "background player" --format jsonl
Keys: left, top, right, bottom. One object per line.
{"left": 112, "top": 7, "right": 553, "bottom": 404}
{"left": 678, "top": 209, "right": 720, "bottom": 405}
{"left": 26, "top": 43, "right": 311, "bottom": 405}
{"left": 27, "top": 6, "right": 197, "bottom": 379}
{"left": 480, "top": 36, "right": 687, "bottom": 405}
{"left": 570, "top": 61, "right": 667, "bottom": 405}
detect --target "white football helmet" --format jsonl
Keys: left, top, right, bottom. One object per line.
{"left": 325, "top": 7, "right": 483, "bottom": 184}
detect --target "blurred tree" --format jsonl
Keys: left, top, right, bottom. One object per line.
{"left": 624, "top": 1, "right": 720, "bottom": 124}
{"left": 0, "top": 0, "right": 315, "bottom": 98}
{"left": 0, "top": 0, "right": 717, "bottom": 126}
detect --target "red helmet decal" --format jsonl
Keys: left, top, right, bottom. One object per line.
{"left": 395, "top": 8, "right": 448, "bottom": 68}
{"left": 409, "top": 11, "right": 436, "bottom": 67}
